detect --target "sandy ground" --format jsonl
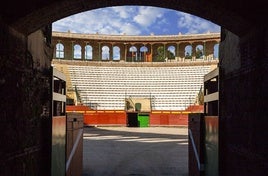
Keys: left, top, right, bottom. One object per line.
{"left": 82, "top": 127, "right": 188, "bottom": 176}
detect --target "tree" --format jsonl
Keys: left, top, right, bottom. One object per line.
{"left": 196, "top": 87, "right": 204, "bottom": 105}
{"left": 125, "top": 100, "right": 133, "bottom": 110}
{"left": 154, "top": 46, "right": 175, "bottom": 62}
{"left": 185, "top": 52, "right": 192, "bottom": 59}
{"left": 167, "top": 50, "right": 175, "bottom": 60}
{"left": 155, "top": 46, "right": 165, "bottom": 62}
{"left": 196, "top": 47, "right": 203, "bottom": 59}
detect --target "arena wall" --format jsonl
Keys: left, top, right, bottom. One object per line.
{"left": 66, "top": 105, "right": 203, "bottom": 127}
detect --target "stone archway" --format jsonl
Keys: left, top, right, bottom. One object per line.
{"left": 1, "top": 1, "right": 268, "bottom": 176}
{"left": 4, "top": 0, "right": 256, "bottom": 36}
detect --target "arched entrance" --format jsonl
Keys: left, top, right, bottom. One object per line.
{"left": 1, "top": 1, "right": 268, "bottom": 176}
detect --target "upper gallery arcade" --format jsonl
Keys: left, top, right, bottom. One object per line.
{"left": 52, "top": 31, "right": 220, "bottom": 62}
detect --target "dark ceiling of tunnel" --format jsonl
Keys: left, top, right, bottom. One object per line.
{"left": 1, "top": 0, "right": 267, "bottom": 36}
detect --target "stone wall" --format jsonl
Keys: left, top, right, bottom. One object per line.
{"left": 0, "top": 21, "right": 52, "bottom": 176}
{"left": 219, "top": 28, "right": 268, "bottom": 175}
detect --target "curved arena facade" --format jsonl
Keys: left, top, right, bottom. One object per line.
{"left": 51, "top": 31, "right": 219, "bottom": 111}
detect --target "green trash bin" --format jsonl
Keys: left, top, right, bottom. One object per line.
{"left": 138, "top": 114, "right": 149, "bottom": 127}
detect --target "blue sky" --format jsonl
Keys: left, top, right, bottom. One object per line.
{"left": 52, "top": 6, "right": 220, "bottom": 35}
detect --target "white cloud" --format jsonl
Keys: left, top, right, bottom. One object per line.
{"left": 176, "top": 12, "right": 220, "bottom": 34}
{"left": 52, "top": 6, "right": 220, "bottom": 35}
{"left": 111, "top": 6, "right": 134, "bottom": 19}
{"left": 133, "top": 6, "right": 164, "bottom": 28}
{"left": 53, "top": 7, "right": 144, "bottom": 35}
{"left": 120, "top": 23, "right": 142, "bottom": 35}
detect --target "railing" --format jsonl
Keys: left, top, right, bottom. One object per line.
{"left": 66, "top": 128, "right": 83, "bottom": 172}
{"left": 65, "top": 113, "right": 84, "bottom": 176}
{"left": 52, "top": 58, "right": 219, "bottom": 67}
{"left": 188, "top": 129, "right": 205, "bottom": 171}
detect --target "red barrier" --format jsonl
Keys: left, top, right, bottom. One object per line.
{"left": 169, "top": 114, "right": 188, "bottom": 126}
{"left": 84, "top": 111, "right": 127, "bottom": 126}
{"left": 66, "top": 105, "right": 196, "bottom": 127}
{"left": 150, "top": 111, "right": 188, "bottom": 126}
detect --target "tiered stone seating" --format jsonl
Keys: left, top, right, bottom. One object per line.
{"left": 66, "top": 64, "right": 213, "bottom": 110}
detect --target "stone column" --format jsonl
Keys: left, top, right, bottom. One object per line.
{"left": 163, "top": 43, "right": 166, "bottom": 61}
{"left": 203, "top": 41, "right": 206, "bottom": 60}
{"left": 81, "top": 42, "right": 85, "bottom": 60}
{"left": 92, "top": 42, "right": 99, "bottom": 61}
{"left": 192, "top": 42, "right": 196, "bottom": 61}
{"left": 110, "top": 44, "right": 113, "bottom": 61}
{"left": 150, "top": 44, "right": 153, "bottom": 62}
{"left": 64, "top": 40, "right": 74, "bottom": 60}
{"left": 54, "top": 40, "right": 60, "bottom": 59}
{"left": 142, "top": 44, "right": 147, "bottom": 62}
{"left": 178, "top": 43, "right": 187, "bottom": 62}
{"left": 176, "top": 43, "right": 180, "bottom": 62}
{"left": 205, "top": 41, "right": 217, "bottom": 60}
{"left": 122, "top": 43, "right": 127, "bottom": 62}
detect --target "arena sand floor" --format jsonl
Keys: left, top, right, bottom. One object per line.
{"left": 82, "top": 126, "right": 188, "bottom": 176}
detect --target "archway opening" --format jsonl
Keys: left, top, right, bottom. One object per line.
{"left": 50, "top": 5, "right": 222, "bottom": 175}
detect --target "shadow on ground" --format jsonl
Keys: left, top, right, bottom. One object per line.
{"left": 82, "top": 126, "right": 188, "bottom": 176}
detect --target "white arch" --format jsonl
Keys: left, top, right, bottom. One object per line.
{"left": 195, "top": 44, "right": 204, "bottom": 59}
{"left": 214, "top": 44, "right": 219, "bottom": 59}
{"left": 185, "top": 45, "right": 192, "bottom": 59}
{"left": 74, "top": 44, "right": 82, "bottom": 59}
{"left": 102, "top": 46, "right": 110, "bottom": 60}
{"left": 113, "top": 46, "right": 120, "bottom": 60}
{"left": 56, "top": 43, "right": 64, "bottom": 58}
{"left": 85, "top": 45, "right": 93, "bottom": 60}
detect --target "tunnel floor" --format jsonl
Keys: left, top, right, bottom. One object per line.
{"left": 82, "top": 126, "right": 188, "bottom": 176}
